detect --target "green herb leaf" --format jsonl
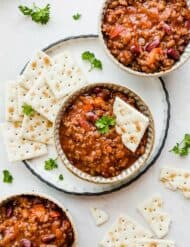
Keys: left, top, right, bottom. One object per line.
{"left": 59, "top": 174, "right": 64, "bottom": 181}
{"left": 44, "top": 158, "right": 58, "bottom": 170}
{"left": 95, "top": 115, "right": 116, "bottom": 134}
{"left": 18, "top": 3, "right": 50, "bottom": 24}
{"left": 3, "top": 170, "right": 13, "bottom": 184}
{"left": 170, "top": 134, "right": 190, "bottom": 157}
{"left": 82, "top": 51, "right": 103, "bottom": 71}
{"left": 73, "top": 13, "right": 81, "bottom": 20}
{"left": 22, "top": 104, "right": 34, "bottom": 116}
{"left": 18, "top": 5, "right": 33, "bottom": 16}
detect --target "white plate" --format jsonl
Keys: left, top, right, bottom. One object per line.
{"left": 24, "top": 35, "right": 170, "bottom": 195}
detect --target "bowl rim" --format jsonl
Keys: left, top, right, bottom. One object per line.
{"left": 0, "top": 192, "right": 78, "bottom": 247}
{"left": 54, "top": 82, "right": 155, "bottom": 184}
{"left": 98, "top": 0, "right": 190, "bottom": 77}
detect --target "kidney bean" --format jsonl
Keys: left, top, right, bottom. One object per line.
{"left": 185, "top": 20, "right": 190, "bottom": 29}
{"left": 6, "top": 206, "right": 13, "bottom": 218}
{"left": 145, "top": 39, "right": 160, "bottom": 52}
{"left": 20, "top": 239, "right": 32, "bottom": 247}
{"left": 167, "top": 48, "right": 180, "bottom": 60}
{"left": 42, "top": 234, "right": 56, "bottom": 243}
{"left": 130, "top": 45, "right": 140, "bottom": 56}
{"left": 93, "top": 87, "right": 102, "bottom": 94}
{"left": 162, "top": 22, "right": 172, "bottom": 34}
{"left": 85, "top": 112, "right": 98, "bottom": 122}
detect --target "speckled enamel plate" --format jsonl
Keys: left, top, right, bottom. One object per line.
{"left": 23, "top": 35, "right": 170, "bottom": 195}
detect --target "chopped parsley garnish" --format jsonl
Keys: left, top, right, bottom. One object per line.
{"left": 44, "top": 158, "right": 58, "bottom": 170}
{"left": 73, "top": 13, "right": 81, "bottom": 20}
{"left": 3, "top": 170, "right": 13, "bottom": 184}
{"left": 18, "top": 3, "right": 50, "bottom": 24}
{"left": 59, "top": 174, "right": 64, "bottom": 181}
{"left": 95, "top": 116, "right": 116, "bottom": 134}
{"left": 22, "top": 104, "right": 34, "bottom": 116}
{"left": 170, "top": 134, "right": 190, "bottom": 157}
{"left": 82, "top": 51, "right": 103, "bottom": 71}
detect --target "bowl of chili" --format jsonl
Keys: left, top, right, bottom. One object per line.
{"left": 99, "top": 0, "right": 190, "bottom": 77}
{"left": 54, "top": 83, "right": 155, "bottom": 184}
{"left": 0, "top": 193, "right": 78, "bottom": 247}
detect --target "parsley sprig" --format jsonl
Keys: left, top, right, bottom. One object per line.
{"left": 73, "top": 13, "right": 81, "bottom": 20}
{"left": 170, "top": 134, "right": 190, "bottom": 157}
{"left": 3, "top": 170, "right": 13, "bottom": 184}
{"left": 18, "top": 3, "right": 50, "bottom": 24}
{"left": 22, "top": 104, "right": 34, "bottom": 116}
{"left": 82, "top": 51, "right": 103, "bottom": 71}
{"left": 59, "top": 174, "right": 64, "bottom": 181}
{"left": 95, "top": 116, "right": 116, "bottom": 134}
{"left": 44, "top": 158, "right": 58, "bottom": 170}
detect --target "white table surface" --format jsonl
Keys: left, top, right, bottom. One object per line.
{"left": 0, "top": 1, "right": 190, "bottom": 246}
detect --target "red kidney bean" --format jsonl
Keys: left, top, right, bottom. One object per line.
{"left": 167, "top": 48, "right": 180, "bottom": 60}
{"left": 162, "top": 22, "right": 172, "bottom": 34}
{"left": 145, "top": 39, "right": 160, "bottom": 52}
{"left": 85, "top": 112, "right": 98, "bottom": 122}
{"left": 42, "top": 234, "right": 56, "bottom": 243}
{"left": 20, "top": 239, "right": 32, "bottom": 247}
{"left": 93, "top": 87, "right": 102, "bottom": 94}
{"left": 130, "top": 45, "right": 140, "bottom": 56}
{"left": 6, "top": 206, "right": 13, "bottom": 218}
{"left": 185, "top": 20, "right": 190, "bottom": 29}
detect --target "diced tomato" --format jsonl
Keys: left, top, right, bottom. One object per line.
{"left": 78, "top": 118, "right": 90, "bottom": 130}
{"left": 82, "top": 104, "right": 93, "bottom": 112}
{"left": 50, "top": 210, "right": 61, "bottom": 218}
{"left": 146, "top": 48, "right": 162, "bottom": 66}
{"left": 109, "top": 25, "right": 125, "bottom": 38}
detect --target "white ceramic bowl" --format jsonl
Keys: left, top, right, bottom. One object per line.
{"left": 0, "top": 193, "right": 78, "bottom": 247}
{"left": 99, "top": 0, "right": 190, "bottom": 77}
{"left": 54, "top": 82, "right": 155, "bottom": 184}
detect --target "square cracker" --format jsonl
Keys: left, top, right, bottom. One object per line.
{"left": 24, "top": 77, "right": 64, "bottom": 122}
{"left": 99, "top": 215, "right": 153, "bottom": 247}
{"left": 137, "top": 195, "right": 171, "bottom": 238}
{"left": 46, "top": 51, "right": 87, "bottom": 99}
{"left": 1, "top": 122, "right": 47, "bottom": 162}
{"left": 160, "top": 167, "right": 190, "bottom": 199}
{"left": 5, "top": 81, "right": 23, "bottom": 122}
{"left": 18, "top": 51, "right": 53, "bottom": 90}
{"left": 119, "top": 239, "right": 175, "bottom": 247}
{"left": 113, "top": 97, "right": 149, "bottom": 153}
{"left": 21, "top": 112, "right": 54, "bottom": 145}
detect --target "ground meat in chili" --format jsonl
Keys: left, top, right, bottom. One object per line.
{"left": 59, "top": 86, "right": 148, "bottom": 178}
{"left": 0, "top": 195, "right": 74, "bottom": 247}
{"left": 102, "top": 0, "right": 190, "bottom": 73}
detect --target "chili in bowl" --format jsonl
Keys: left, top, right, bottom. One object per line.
{"left": 0, "top": 193, "right": 77, "bottom": 247}
{"left": 54, "top": 83, "right": 155, "bottom": 184}
{"left": 100, "top": 0, "right": 190, "bottom": 77}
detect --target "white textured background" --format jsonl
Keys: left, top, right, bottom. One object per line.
{"left": 0, "top": 1, "right": 190, "bottom": 246}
